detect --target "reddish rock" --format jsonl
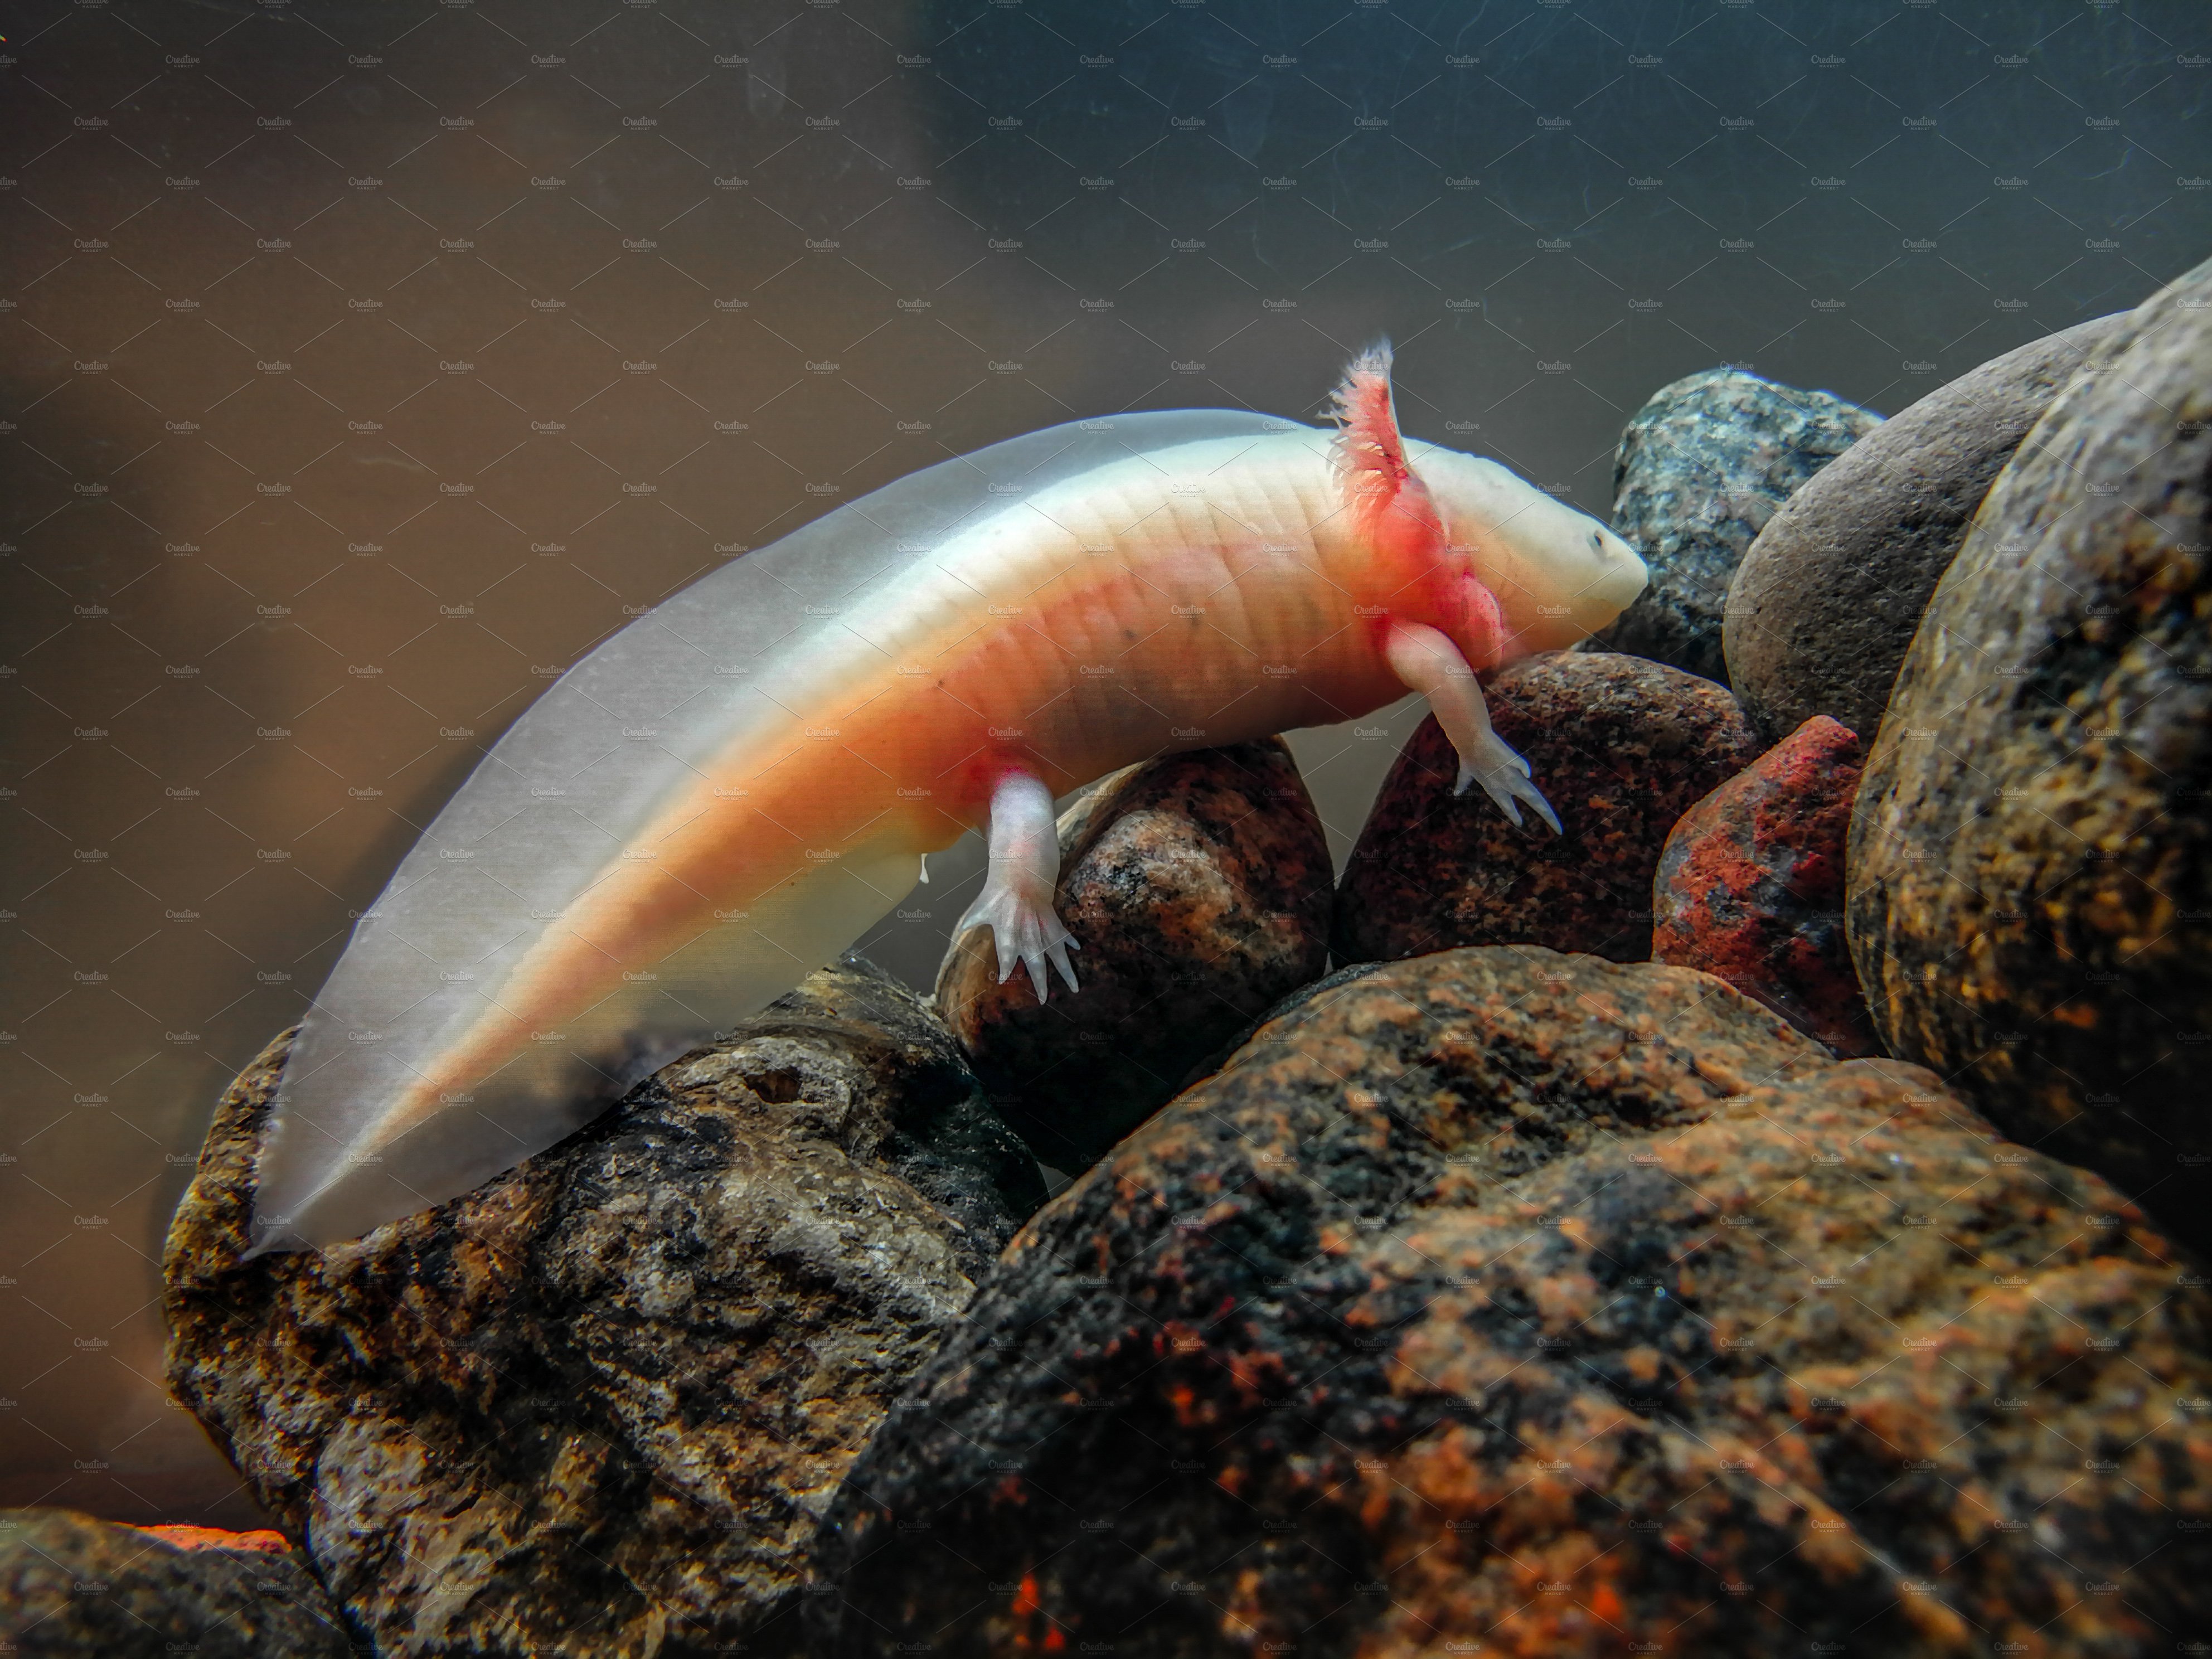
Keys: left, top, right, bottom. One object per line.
{"left": 1652, "top": 715, "right": 1876, "bottom": 1054}
{"left": 937, "top": 740, "right": 1332, "bottom": 1171}
{"left": 1334, "top": 652, "right": 1762, "bottom": 964}
{"left": 807, "top": 948, "right": 2212, "bottom": 1659}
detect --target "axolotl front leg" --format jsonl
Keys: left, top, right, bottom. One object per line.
{"left": 1384, "top": 617, "right": 1562, "bottom": 835}
{"left": 955, "top": 768, "right": 1083, "bottom": 1001}
{"left": 1333, "top": 345, "right": 1562, "bottom": 837}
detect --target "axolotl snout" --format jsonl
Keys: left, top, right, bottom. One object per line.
{"left": 249, "top": 348, "right": 1646, "bottom": 1252}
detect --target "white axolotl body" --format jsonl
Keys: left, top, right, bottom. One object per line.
{"left": 250, "top": 351, "right": 1646, "bottom": 1252}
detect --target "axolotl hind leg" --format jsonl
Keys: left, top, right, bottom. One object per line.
{"left": 956, "top": 769, "right": 1082, "bottom": 1001}
{"left": 1384, "top": 619, "right": 1561, "bottom": 835}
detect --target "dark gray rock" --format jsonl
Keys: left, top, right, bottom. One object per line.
{"left": 809, "top": 948, "right": 2212, "bottom": 1658}
{"left": 935, "top": 740, "right": 1332, "bottom": 1173}
{"left": 1594, "top": 368, "right": 1880, "bottom": 685}
{"left": 1849, "top": 255, "right": 2212, "bottom": 1257}
{"left": 0, "top": 1508, "right": 352, "bottom": 1658}
{"left": 1725, "top": 314, "right": 2124, "bottom": 743}
{"left": 163, "top": 956, "right": 1042, "bottom": 1659}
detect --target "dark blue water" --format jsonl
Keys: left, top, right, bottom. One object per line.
{"left": 2, "top": 0, "right": 2205, "bottom": 1521}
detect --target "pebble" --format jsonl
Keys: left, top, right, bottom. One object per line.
{"left": 1594, "top": 367, "right": 1880, "bottom": 686}
{"left": 1334, "top": 651, "right": 1761, "bottom": 965}
{"left": 1652, "top": 714, "right": 1876, "bottom": 1055}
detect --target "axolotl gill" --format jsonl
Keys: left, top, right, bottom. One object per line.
{"left": 249, "top": 347, "right": 1647, "bottom": 1253}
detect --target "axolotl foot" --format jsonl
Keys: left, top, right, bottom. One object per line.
{"left": 1455, "top": 729, "right": 1563, "bottom": 835}
{"left": 960, "top": 768, "right": 1083, "bottom": 1002}
{"left": 1382, "top": 620, "right": 1563, "bottom": 837}
{"left": 959, "top": 878, "right": 1081, "bottom": 1002}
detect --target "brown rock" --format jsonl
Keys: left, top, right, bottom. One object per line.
{"left": 1652, "top": 714, "right": 1876, "bottom": 1054}
{"left": 163, "top": 958, "right": 1042, "bottom": 1659}
{"left": 1849, "top": 255, "right": 2212, "bottom": 1254}
{"left": 936, "top": 740, "right": 1332, "bottom": 1172}
{"left": 808, "top": 948, "right": 2212, "bottom": 1658}
{"left": 0, "top": 1507, "right": 351, "bottom": 1658}
{"left": 1726, "top": 314, "right": 2124, "bottom": 744}
{"left": 1333, "top": 652, "right": 1761, "bottom": 964}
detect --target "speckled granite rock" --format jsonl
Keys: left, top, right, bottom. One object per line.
{"left": 0, "top": 1507, "right": 352, "bottom": 1658}
{"left": 1594, "top": 368, "right": 1881, "bottom": 683}
{"left": 1849, "top": 255, "right": 2212, "bottom": 1255}
{"left": 1726, "top": 316, "right": 2124, "bottom": 743}
{"left": 807, "top": 948, "right": 2212, "bottom": 1659}
{"left": 1333, "top": 652, "right": 1761, "bottom": 964}
{"left": 1653, "top": 715, "right": 1875, "bottom": 1055}
{"left": 164, "top": 956, "right": 1042, "bottom": 1659}
{"left": 937, "top": 740, "right": 1332, "bottom": 1171}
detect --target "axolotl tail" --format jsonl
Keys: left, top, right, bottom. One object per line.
{"left": 248, "top": 826, "right": 921, "bottom": 1255}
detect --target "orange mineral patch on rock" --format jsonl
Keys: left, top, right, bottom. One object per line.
{"left": 133, "top": 1523, "right": 293, "bottom": 1554}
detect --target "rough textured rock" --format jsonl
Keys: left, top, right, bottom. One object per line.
{"left": 1849, "top": 254, "right": 2212, "bottom": 1255}
{"left": 1593, "top": 367, "right": 1881, "bottom": 684}
{"left": 164, "top": 956, "right": 1043, "bottom": 1659}
{"left": 0, "top": 1507, "right": 352, "bottom": 1657}
{"left": 937, "top": 740, "right": 1332, "bottom": 1172}
{"left": 1653, "top": 715, "right": 1875, "bottom": 1055}
{"left": 1726, "top": 315, "right": 2125, "bottom": 743}
{"left": 1333, "top": 652, "right": 1761, "bottom": 965}
{"left": 808, "top": 948, "right": 2212, "bottom": 1659}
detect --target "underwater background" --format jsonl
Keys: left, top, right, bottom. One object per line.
{"left": 1, "top": 0, "right": 2206, "bottom": 1524}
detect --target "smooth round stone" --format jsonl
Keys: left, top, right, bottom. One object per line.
{"left": 936, "top": 740, "right": 1332, "bottom": 1173}
{"left": 1593, "top": 367, "right": 1880, "bottom": 686}
{"left": 1848, "top": 254, "right": 2212, "bottom": 1254}
{"left": 1333, "top": 651, "right": 1761, "bottom": 966}
{"left": 1725, "top": 314, "right": 2125, "bottom": 744}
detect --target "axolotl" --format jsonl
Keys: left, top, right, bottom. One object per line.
{"left": 248, "top": 348, "right": 1646, "bottom": 1253}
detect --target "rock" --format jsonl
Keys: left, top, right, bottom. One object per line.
{"left": 1333, "top": 652, "right": 1760, "bottom": 965}
{"left": 1652, "top": 715, "right": 1876, "bottom": 1055}
{"left": 1726, "top": 315, "right": 2126, "bottom": 743}
{"left": 1593, "top": 367, "right": 1881, "bottom": 685}
{"left": 936, "top": 740, "right": 1332, "bottom": 1172}
{"left": 163, "top": 956, "right": 1043, "bottom": 1659}
{"left": 1848, "top": 255, "right": 2212, "bottom": 1255}
{"left": 808, "top": 948, "right": 2212, "bottom": 1659}
{"left": 0, "top": 1507, "right": 351, "bottom": 1658}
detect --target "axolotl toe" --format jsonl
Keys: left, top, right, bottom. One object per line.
{"left": 249, "top": 347, "right": 1647, "bottom": 1252}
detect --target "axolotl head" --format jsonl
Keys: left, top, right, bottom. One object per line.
{"left": 1406, "top": 442, "right": 1649, "bottom": 657}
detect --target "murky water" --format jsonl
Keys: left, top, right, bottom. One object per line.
{"left": 2, "top": 0, "right": 2205, "bottom": 1521}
